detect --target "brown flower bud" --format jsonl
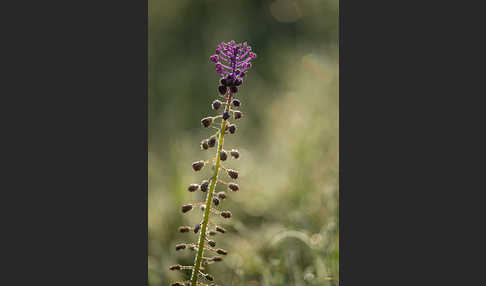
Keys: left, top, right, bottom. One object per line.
{"left": 200, "top": 180, "right": 209, "bottom": 192}
{"left": 201, "top": 139, "right": 209, "bottom": 150}
{"left": 213, "top": 197, "right": 220, "bottom": 206}
{"left": 212, "top": 256, "right": 223, "bottom": 262}
{"left": 208, "top": 136, "right": 217, "bottom": 147}
{"left": 194, "top": 223, "right": 201, "bottom": 233}
{"left": 228, "top": 183, "right": 239, "bottom": 192}
{"left": 212, "top": 99, "right": 223, "bottom": 110}
{"left": 234, "top": 110, "right": 242, "bottom": 120}
{"left": 208, "top": 230, "right": 217, "bottom": 236}
{"left": 181, "top": 204, "right": 193, "bottom": 213}
{"left": 215, "top": 226, "right": 226, "bottom": 233}
{"left": 175, "top": 243, "right": 186, "bottom": 251}
{"left": 228, "top": 124, "right": 237, "bottom": 134}
{"left": 192, "top": 160, "right": 205, "bottom": 171}
{"left": 179, "top": 226, "right": 190, "bottom": 233}
{"left": 216, "top": 249, "right": 228, "bottom": 255}
{"left": 221, "top": 211, "right": 232, "bottom": 219}
{"left": 188, "top": 184, "right": 199, "bottom": 192}
{"left": 201, "top": 117, "right": 214, "bottom": 127}
{"left": 232, "top": 98, "right": 241, "bottom": 107}
{"left": 205, "top": 274, "right": 214, "bottom": 281}
{"left": 208, "top": 240, "right": 216, "bottom": 247}
{"left": 222, "top": 111, "right": 230, "bottom": 120}
{"left": 227, "top": 169, "right": 238, "bottom": 179}
{"left": 217, "top": 191, "right": 226, "bottom": 200}
{"left": 169, "top": 264, "right": 182, "bottom": 271}
{"left": 230, "top": 149, "right": 239, "bottom": 159}
{"left": 220, "top": 150, "right": 228, "bottom": 161}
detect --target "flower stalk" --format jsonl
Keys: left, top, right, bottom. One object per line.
{"left": 190, "top": 92, "right": 232, "bottom": 285}
{"left": 171, "top": 40, "right": 256, "bottom": 286}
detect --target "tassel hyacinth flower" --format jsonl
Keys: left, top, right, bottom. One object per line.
{"left": 170, "top": 41, "right": 256, "bottom": 286}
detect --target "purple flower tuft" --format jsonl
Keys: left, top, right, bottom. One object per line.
{"left": 210, "top": 40, "right": 256, "bottom": 92}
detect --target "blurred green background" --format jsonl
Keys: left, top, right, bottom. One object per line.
{"left": 149, "top": 1, "right": 338, "bottom": 285}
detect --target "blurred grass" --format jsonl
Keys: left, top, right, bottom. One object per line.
{"left": 149, "top": 1, "right": 338, "bottom": 285}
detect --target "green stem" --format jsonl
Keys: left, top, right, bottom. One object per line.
{"left": 190, "top": 92, "right": 232, "bottom": 286}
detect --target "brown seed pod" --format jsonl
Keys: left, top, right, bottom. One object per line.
{"left": 181, "top": 204, "right": 193, "bottom": 213}
{"left": 192, "top": 160, "right": 205, "bottom": 171}
{"left": 205, "top": 274, "right": 214, "bottom": 281}
{"left": 212, "top": 256, "right": 223, "bottom": 262}
{"left": 208, "top": 240, "right": 216, "bottom": 247}
{"left": 228, "top": 183, "right": 239, "bottom": 192}
{"left": 175, "top": 244, "right": 186, "bottom": 251}
{"left": 169, "top": 264, "right": 182, "bottom": 271}
{"left": 213, "top": 197, "right": 220, "bottom": 206}
{"left": 188, "top": 184, "right": 199, "bottom": 192}
{"left": 208, "top": 230, "right": 217, "bottom": 236}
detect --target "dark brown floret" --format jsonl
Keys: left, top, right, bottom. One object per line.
{"left": 212, "top": 99, "right": 223, "bottom": 110}
{"left": 169, "top": 264, "right": 182, "bottom": 271}
{"left": 216, "top": 249, "right": 228, "bottom": 255}
{"left": 205, "top": 274, "right": 214, "bottom": 281}
{"left": 208, "top": 136, "right": 217, "bottom": 147}
{"left": 212, "top": 256, "right": 223, "bottom": 262}
{"left": 218, "top": 85, "right": 227, "bottom": 95}
{"left": 194, "top": 223, "right": 201, "bottom": 233}
{"left": 208, "top": 240, "right": 216, "bottom": 247}
{"left": 232, "top": 98, "right": 241, "bottom": 107}
{"left": 201, "top": 117, "right": 214, "bottom": 127}
{"left": 181, "top": 204, "right": 193, "bottom": 213}
{"left": 192, "top": 160, "right": 205, "bottom": 171}
{"left": 201, "top": 139, "right": 209, "bottom": 150}
{"left": 215, "top": 226, "right": 226, "bottom": 233}
{"left": 188, "top": 184, "right": 199, "bottom": 192}
{"left": 217, "top": 191, "right": 226, "bottom": 200}
{"left": 228, "top": 183, "right": 239, "bottom": 192}
{"left": 208, "top": 230, "right": 217, "bottom": 236}
{"left": 234, "top": 110, "right": 242, "bottom": 120}
{"left": 228, "top": 124, "right": 236, "bottom": 134}
{"left": 221, "top": 211, "right": 232, "bottom": 219}
{"left": 175, "top": 243, "right": 186, "bottom": 251}
{"left": 213, "top": 198, "right": 220, "bottom": 206}
{"left": 230, "top": 149, "right": 239, "bottom": 159}
{"left": 230, "top": 86, "right": 238, "bottom": 93}
{"left": 227, "top": 169, "right": 238, "bottom": 179}
{"left": 220, "top": 150, "right": 227, "bottom": 161}
{"left": 222, "top": 111, "right": 230, "bottom": 120}
{"left": 200, "top": 180, "right": 209, "bottom": 192}
{"left": 179, "top": 226, "right": 190, "bottom": 233}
